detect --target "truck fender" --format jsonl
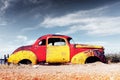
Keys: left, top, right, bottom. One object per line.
{"left": 71, "top": 50, "right": 95, "bottom": 64}
{"left": 8, "top": 50, "right": 37, "bottom": 65}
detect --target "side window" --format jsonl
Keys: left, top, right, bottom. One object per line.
{"left": 68, "top": 38, "right": 74, "bottom": 44}
{"left": 48, "top": 38, "right": 66, "bottom": 46}
{"left": 39, "top": 39, "right": 46, "bottom": 46}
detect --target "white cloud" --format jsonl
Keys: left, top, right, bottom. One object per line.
{"left": 0, "top": 35, "right": 36, "bottom": 58}
{"left": 0, "top": 0, "right": 9, "bottom": 14}
{"left": 21, "top": 26, "right": 40, "bottom": 32}
{"left": 103, "top": 42, "right": 120, "bottom": 54}
{"left": 21, "top": 5, "right": 106, "bottom": 32}
{"left": 17, "top": 35, "right": 27, "bottom": 41}
{"left": 0, "top": 20, "right": 7, "bottom": 25}
{"left": 0, "top": 0, "right": 10, "bottom": 26}
{"left": 0, "top": 35, "right": 35, "bottom": 58}
{"left": 59, "top": 17, "right": 120, "bottom": 36}
{"left": 75, "top": 41, "right": 120, "bottom": 54}
{"left": 41, "top": 5, "right": 120, "bottom": 36}
{"left": 0, "top": 44, "right": 19, "bottom": 58}
{"left": 25, "top": 39, "right": 36, "bottom": 45}
{"left": 41, "top": 6, "right": 106, "bottom": 27}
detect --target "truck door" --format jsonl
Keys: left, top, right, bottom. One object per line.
{"left": 46, "top": 37, "right": 70, "bottom": 63}
{"left": 33, "top": 39, "right": 46, "bottom": 62}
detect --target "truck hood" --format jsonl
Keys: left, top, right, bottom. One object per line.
{"left": 13, "top": 45, "right": 32, "bottom": 53}
{"left": 75, "top": 44, "right": 104, "bottom": 49}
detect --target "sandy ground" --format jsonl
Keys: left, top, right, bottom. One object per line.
{"left": 0, "top": 62, "right": 120, "bottom": 80}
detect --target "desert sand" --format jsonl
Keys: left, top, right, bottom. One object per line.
{"left": 0, "top": 62, "right": 120, "bottom": 80}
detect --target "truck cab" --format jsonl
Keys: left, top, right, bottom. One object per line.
{"left": 8, "top": 34, "right": 106, "bottom": 64}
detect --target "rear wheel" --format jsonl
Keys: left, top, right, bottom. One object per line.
{"left": 85, "top": 56, "right": 100, "bottom": 63}
{"left": 18, "top": 59, "right": 32, "bottom": 65}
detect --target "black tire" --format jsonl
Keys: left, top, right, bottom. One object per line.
{"left": 18, "top": 59, "right": 32, "bottom": 65}
{"left": 85, "top": 56, "right": 100, "bottom": 63}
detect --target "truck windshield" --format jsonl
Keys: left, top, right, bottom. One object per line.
{"left": 68, "top": 38, "right": 74, "bottom": 44}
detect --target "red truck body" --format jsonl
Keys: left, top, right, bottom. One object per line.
{"left": 8, "top": 34, "right": 106, "bottom": 64}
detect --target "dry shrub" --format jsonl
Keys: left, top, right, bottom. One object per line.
{"left": 106, "top": 53, "right": 120, "bottom": 63}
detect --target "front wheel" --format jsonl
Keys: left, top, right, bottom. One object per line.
{"left": 85, "top": 56, "right": 100, "bottom": 63}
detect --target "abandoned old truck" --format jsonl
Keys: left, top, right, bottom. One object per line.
{"left": 8, "top": 34, "right": 106, "bottom": 64}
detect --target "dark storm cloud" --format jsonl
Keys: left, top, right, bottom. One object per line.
{"left": 3, "top": 0, "right": 120, "bottom": 15}
{"left": 4, "top": 0, "right": 120, "bottom": 17}
{"left": 1, "top": 0, "right": 120, "bottom": 26}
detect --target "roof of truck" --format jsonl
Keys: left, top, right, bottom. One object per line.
{"left": 39, "top": 34, "right": 72, "bottom": 39}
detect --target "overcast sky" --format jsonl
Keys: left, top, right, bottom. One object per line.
{"left": 0, "top": 0, "right": 120, "bottom": 58}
